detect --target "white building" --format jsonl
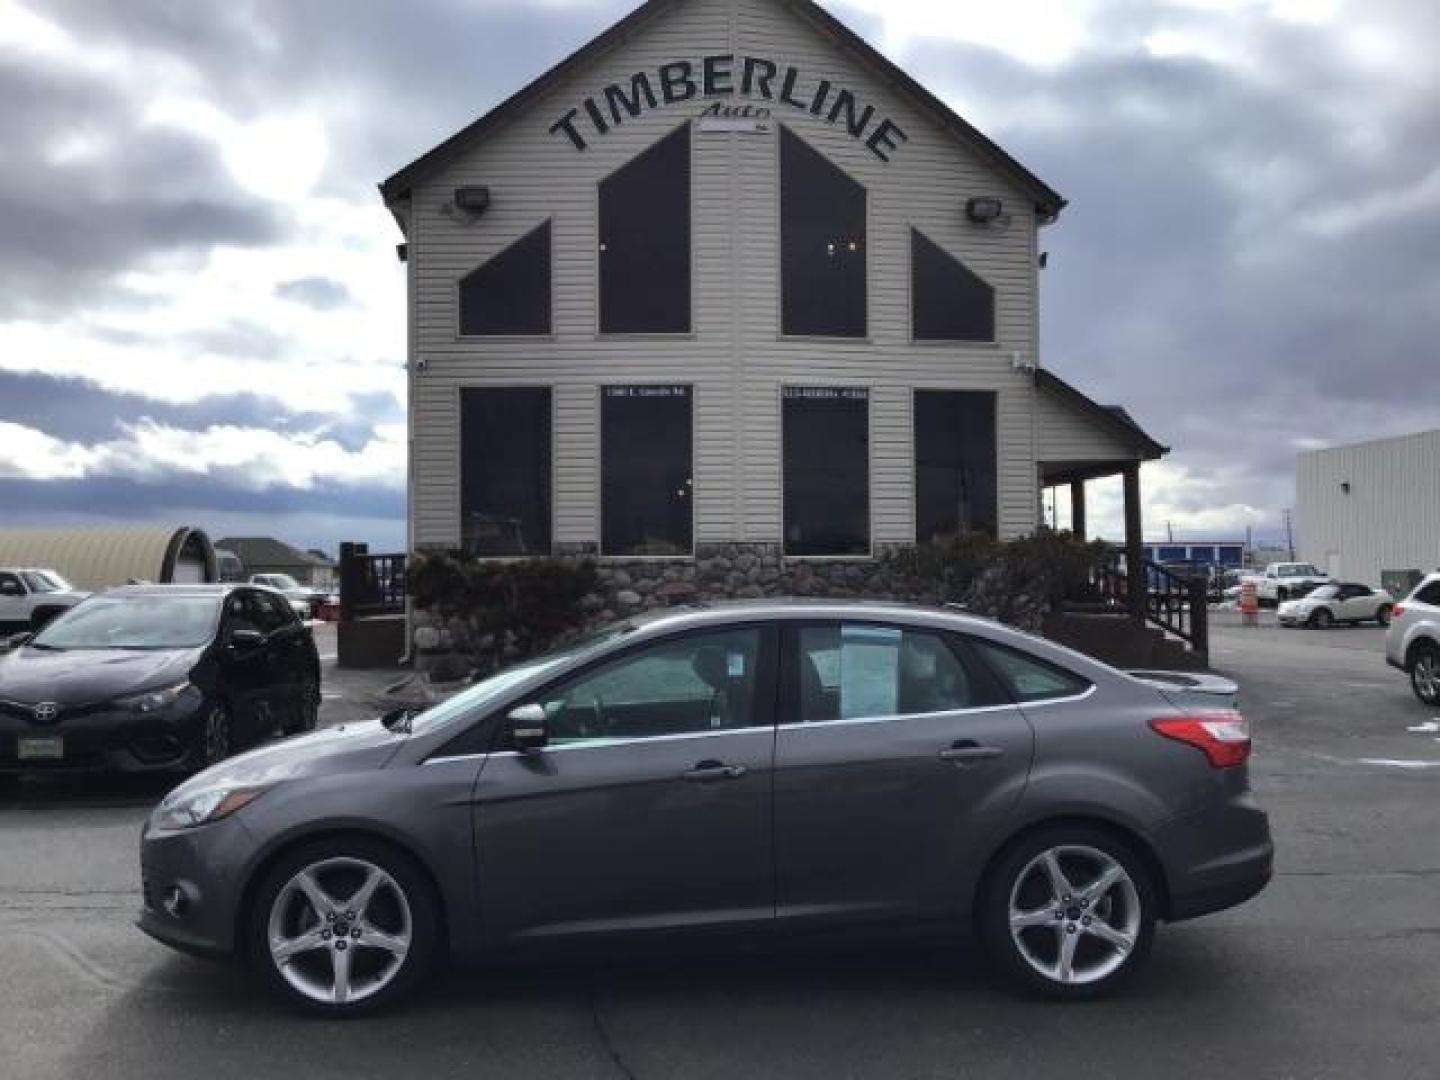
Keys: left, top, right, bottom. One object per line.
{"left": 1297, "top": 429, "right": 1440, "bottom": 591}
{"left": 381, "top": 0, "right": 1166, "bottom": 596}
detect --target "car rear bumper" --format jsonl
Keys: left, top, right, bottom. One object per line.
{"left": 1152, "top": 786, "right": 1274, "bottom": 923}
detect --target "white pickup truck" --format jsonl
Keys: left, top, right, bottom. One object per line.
{"left": 1247, "top": 561, "right": 1332, "bottom": 605}
{"left": 0, "top": 568, "right": 89, "bottom": 633}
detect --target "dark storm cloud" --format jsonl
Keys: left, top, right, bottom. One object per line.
{"left": 0, "top": 475, "right": 404, "bottom": 522}
{"left": 897, "top": 4, "right": 1440, "bottom": 531}
{"left": 0, "top": 371, "right": 399, "bottom": 453}
{"left": 274, "top": 276, "right": 354, "bottom": 310}
{"left": 0, "top": 61, "right": 283, "bottom": 319}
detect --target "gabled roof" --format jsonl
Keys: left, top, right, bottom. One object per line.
{"left": 1036, "top": 369, "right": 1169, "bottom": 461}
{"left": 216, "top": 537, "right": 335, "bottom": 570}
{"left": 379, "top": 0, "right": 1065, "bottom": 220}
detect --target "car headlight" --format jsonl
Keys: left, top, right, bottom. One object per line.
{"left": 153, "top": 785, "right": 271, "bottom": 831}
{"left": 117, "top": 682, "right": 198, "bottom": 714}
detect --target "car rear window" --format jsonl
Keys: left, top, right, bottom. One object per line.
{"left": 1413, "top": 580, "right": 1440, "bottom": 606}
{"left": 968, "top": 638, "right": 1093, "bottom": 703}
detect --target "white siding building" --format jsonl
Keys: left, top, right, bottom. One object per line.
{"left": 381, "top": 0, "right": 1166, "bottom": 593}
{"left": 1297, "top": 430, "right": 1440, "bottom": 591}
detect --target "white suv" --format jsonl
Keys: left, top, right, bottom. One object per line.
{"left": 1385, "top": 573, "right": 1440, "bottom": 706}
{"left": 0, "top": 569, "right": 89, "bottom": 634}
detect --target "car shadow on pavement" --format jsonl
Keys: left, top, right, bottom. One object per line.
{"left": 66, "top": 930, "right": 1263, "bottom": 1080}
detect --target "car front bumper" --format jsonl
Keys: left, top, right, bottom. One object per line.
{"left": 137, "top": 813, "right": 262, "bottom": 959}
{"left": 0, "top": 698, "right": 208, "bottom": 774}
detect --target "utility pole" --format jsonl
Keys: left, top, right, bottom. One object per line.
{"left": 1283, "top": 510, "right": 1295, "bottom": 560}
{"left": 1166, "top": 520, "right": 1174, "bottom": 542}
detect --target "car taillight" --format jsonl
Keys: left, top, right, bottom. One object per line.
{"left": 1150, "top": 712, "right": 1251, "bottom": 768}
{"left": 1392, "top": 604, "right": 1406, "bottom": 618}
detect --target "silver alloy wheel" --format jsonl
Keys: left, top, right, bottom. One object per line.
{"left": 203, "top": 706, "right": 230, "bottom": 765}
{"left": 1416, "top": 654, "right": 1440, "bottom": 704}
{"left": 267, "top": 857, "right": 413, "bottom": 1006}
{"left": 1008, "top": 845, "right": 1142, "bottom": 986}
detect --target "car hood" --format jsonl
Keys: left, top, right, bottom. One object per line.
{"left": 0, "top": 646, "right": 200, "bottom": 705}
{"left": 168, "top": 720, "right": 408, "bottom": 799}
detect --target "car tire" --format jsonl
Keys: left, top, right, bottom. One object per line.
{"left": 1411, "top": 645, "right": 1440, "bottom": 707}
{"left": 284, "top": 674, "right": 321, "bottom": 736}
{"left": 247, "top": 837, "right": 438, "bottom": 1017}
{"left": 1309, "top": 608, "right": 1334, "bottom": 630}
{"left": 197, "top": 702, "right": 233, "bottom": 769}
{"left": 978, "top": 826, "right": 1158, "bottom": 1001}
{"left": 1376, "top": 605, "right": 1393, "bottom": 627}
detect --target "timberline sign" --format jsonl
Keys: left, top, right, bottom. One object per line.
{"left": 549, "top": 55, "right": 909, "bottom": 162}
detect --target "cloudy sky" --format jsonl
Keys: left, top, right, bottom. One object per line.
{"left": 1, "top": 0, "right": 1434, "bottom": 553}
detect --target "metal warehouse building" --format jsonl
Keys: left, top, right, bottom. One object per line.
{"left": 381, "top": 0, "right": 1167, "bottom": 590}
{"left": 1297, "top": 429, "right": 1440, "bottom": 592}
{"left": 0, "top": 526, "right": 217, "bottom": 591}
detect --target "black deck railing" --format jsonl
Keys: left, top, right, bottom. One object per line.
{"left": 1096, "top": 559, "right": 1209, "bottom": 658}
{"left": 338, "top": 543, "right": 408, "bottom": 621}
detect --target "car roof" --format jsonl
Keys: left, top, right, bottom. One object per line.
{"left": 98, "top": 584, "right": 240, "bottom": 598}
{"left": 606, "top": 598, "right": 1012, "bottom": 639}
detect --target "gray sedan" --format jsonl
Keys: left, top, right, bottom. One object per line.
{"left": 137, "top": 601, "right": 1272, "bottom": 1015}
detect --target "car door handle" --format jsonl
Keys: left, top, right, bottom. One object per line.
{"left": 682, "top": 761, "right": 748, "bottom": 783}
{"left": 939, "top": 743, "right": 1005, "bottom": 765}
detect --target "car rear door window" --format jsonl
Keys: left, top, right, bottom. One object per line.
{"left": 795, "top": 624, "right": 996, "bottom": 722}
{"left": 0, "top": 573, "right": 23, "bottom": 597}
{"left": 968, "top": 638, "right": 1092, "bottom": 703}
{"left": 538, "top": 628, "right": 765, "bottom": 746}
{"left": 1414, "top": 581, "right": 1440, "bottom": 606}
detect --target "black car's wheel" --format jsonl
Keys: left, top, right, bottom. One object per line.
{"left": 1412, "top": 645, "right": 1440, "bottom": 706}
{"left": 248, "top": 837, "right": 438, "bottom": 1017}
{"left": 1376, "top": 605, "right": 1393, "bottom": 626}
{"left": 197, "top": 702, "right": 233, "bottom": 769}
{"left": 1309, "top": 608, "right": 1334, "bottom": 630}
{"left": 285, "top": 674, "right": 321, "bottom": 736}
{"left": 979, "top": 826, "right": 1157, "bottom": 1000}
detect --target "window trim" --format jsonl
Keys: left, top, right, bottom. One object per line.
{"left": 596, "top": 382, "right": 697, "bottom": 559}
{"left": 906, "top": 226, "right": 998, "bottom": 345}
{"left": 911, "top": 387, "right": 1001, "bottom": 545}
{"left": 777, "top": 619, "right": 1010, "bottom": 727}
{"left": 775, "top": 124, "right": 871, "bottom": 340}
{"left": 593, "top": 121, "right": 696, "bottom": 339}
{"left": 453, "top": 384, "right": 558, "bottom": 559}
{"left": 779, "top": 383, "right": 875, "bottom": 560}
{"left": 454, "top": 217, "right": 556, "bottom": 340}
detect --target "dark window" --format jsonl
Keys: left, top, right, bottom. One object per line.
{"left": 537, "top": 628, "right": 765, "bottom": 745}
{"left": 969, "top": 638, "right": 1092, "bottom": 703}
{"left": 602, "top": 385, "right": 693, "bottom": 556}
{"left": 781, "top": 127, "right": 867, "bottom": 337}
{"left": 912, "top": 229, "right": 995, "bottom": 341}
{"left": 600, "top": 125, "right": 691, "bottom": 334}
{"left": 0, "top": 572, "right": 24, "bottom": 597}
{"left": 459, "top": 221, "right": 552, "bottom": 336}
{"left": 796, "top": 624, "right": 999, "bottom": 722}
{"left": 248, "top": 591, "right": 293, "bottom": 634}
{"left": 914, "top": 391, "right": 998, "bottom": 542}
{"left": 1414, "top": 581, "right": 1440, "bottom": 606}
{"left": 461, "top": 388, "right": 552, "bottom": 557}
{"left": 783, "top": 387, "right": 869, "bottom": 556}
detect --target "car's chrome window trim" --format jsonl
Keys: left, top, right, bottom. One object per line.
{"left": 422, "top": 723, "right": 769, "bottom": 765}
{"left": 1015, "top": 683, "right": 1098, "bottom": 708}
{"left": 775, "top": 701, "right": 1020, "bottom": 732}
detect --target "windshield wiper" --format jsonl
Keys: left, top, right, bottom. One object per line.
{"left": 380, "top": 707, "right": 416, "bottom": 734}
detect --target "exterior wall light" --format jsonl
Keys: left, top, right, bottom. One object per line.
{"left": 1340, "top": 481, "right": 1351, "bottom": 494}
{"left": 453, "top": 186, "right": 491, "bottom": 216}
{"left": 966, "top": 196, "right": 1004, "bottom": 223}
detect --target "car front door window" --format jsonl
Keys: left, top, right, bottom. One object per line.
{"left": 539, "top": 628, "right": 763, "bottom": 746}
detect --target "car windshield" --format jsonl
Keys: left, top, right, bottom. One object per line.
{"left": 260, "top": 575, "right": 301, "bottom": 591}
{"left": 20, "top": 571, "right": 62, "bottom": 593}
{"left": 32, "top": 596, "right": 221, "bottom": 651}
{"left": 1308, "top": 585, "right": 1340, "bottom": 599}
{"left": 408, "top": 623, "right": 637, "bottom": 735}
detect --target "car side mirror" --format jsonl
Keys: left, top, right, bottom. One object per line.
{"left": 508, "top": 704, "right": 549, "bottom": 752}
{"left": 230, "top": 628, "right": 266, "bottom": 650}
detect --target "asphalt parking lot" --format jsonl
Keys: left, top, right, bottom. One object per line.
{"left": 1, "top": 619, "right": 1436, "bottom": 1079}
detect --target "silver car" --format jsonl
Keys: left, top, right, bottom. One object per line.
{"left": 1386, "top": 573, "right": 1440, "bottom": 705}
{"left": 137, "top": 601, "right": 1272, "bottom": 1015}
{"left": 1277, "top": 582, "right": 1395, "bottom": 628}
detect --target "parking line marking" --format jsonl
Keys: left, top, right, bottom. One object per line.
{"left": 1407, "top": 721, "right": 1440, "bottom": 733}
{"left": 318, "top": 653, "right": 338, "bottom": 663}
{"left": 1357, "top": 758, "right": 1440, "bottom": 770}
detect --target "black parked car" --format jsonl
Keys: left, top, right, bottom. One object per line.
{"left": 0, "top": 585, "right": 321, "bottom": 775}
